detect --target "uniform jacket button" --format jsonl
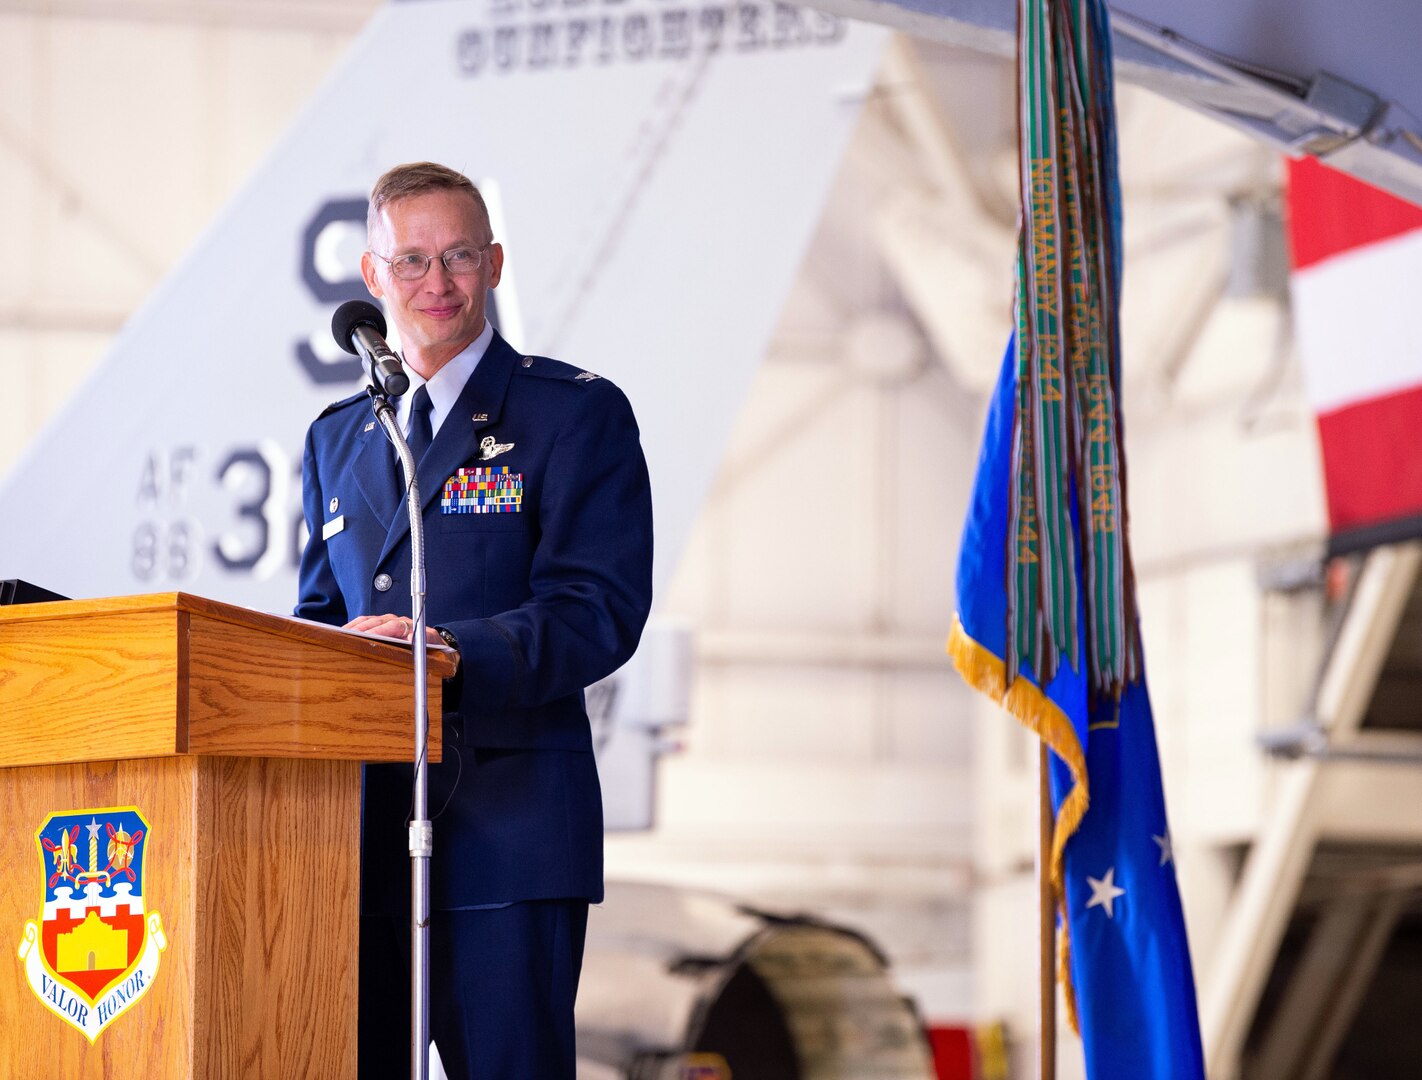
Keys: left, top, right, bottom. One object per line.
{"left": 374, "top": 573, "right": 393, "bottom": 592}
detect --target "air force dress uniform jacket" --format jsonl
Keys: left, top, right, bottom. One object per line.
{"left": 295, "top": 330, "right": 653, "bottom": 916}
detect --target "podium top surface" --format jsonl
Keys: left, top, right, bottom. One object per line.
{"left": 0, "top": 592, "right": 452, "bottom": 768}
{"left": 0, "top": 592, "right": 457, "bottom": 673}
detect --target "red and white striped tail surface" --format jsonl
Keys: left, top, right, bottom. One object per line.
{"left": 1288, "top": 157, "right": 1422, "bottom": 543}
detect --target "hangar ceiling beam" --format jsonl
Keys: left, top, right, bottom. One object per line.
{"left": 0, "top": 112, "right": 166, "bottom": 281}
{"left": 812, "top": 0, "right": 1422, "bottom": 205}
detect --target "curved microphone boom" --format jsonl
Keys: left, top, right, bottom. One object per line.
{"left": 332, "top": 299, "right": 409, "bottom": 396}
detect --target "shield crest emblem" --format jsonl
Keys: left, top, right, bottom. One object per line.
{"left": 16, "top": 807, "right": 167, "bottom": 1041}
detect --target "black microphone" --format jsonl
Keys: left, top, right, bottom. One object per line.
{"left": 332, "top": 300, "right": 409, "bottom": 396}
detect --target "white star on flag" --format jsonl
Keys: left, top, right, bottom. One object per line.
{"left": 1086, "top": 867, "right": 1126, "bottom": 919}
{"left": 1154, "top": 832, "right": 1173, "bottom": 867}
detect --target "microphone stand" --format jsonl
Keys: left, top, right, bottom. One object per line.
{"left": 364, "top": 373, "right": 432, "bottom": 1080}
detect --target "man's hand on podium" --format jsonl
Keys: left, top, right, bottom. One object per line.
{"left": 345, "top": 612, "right": 445, "bottom": 648}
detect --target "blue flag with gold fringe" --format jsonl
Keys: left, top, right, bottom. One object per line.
{"left": 948, "top": 0, "right": 1206, "bottom": 1074}
{"left": 951, "top": 341, "right": 1205, "bottom": 1077}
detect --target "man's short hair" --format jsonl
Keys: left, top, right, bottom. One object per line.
{"left": 367, "top": 162, "right": 491, "bottom": 247}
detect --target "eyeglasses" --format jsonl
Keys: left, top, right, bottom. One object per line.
{"left": 371, "top": 244, "right": 491, "bottom": 281}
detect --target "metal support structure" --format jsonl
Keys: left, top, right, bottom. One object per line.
{"left": 1251, "top": 888, "right": 1407, "bottom": 1080}
{"left": 1295, "top": 888, "right": 1407, "bottom": 1080}
{"left": 1261, "top": 725, "right": 1422, "bottom": 766}
{"left": 1201, "top": 542, "right": 1422, "bottom": 1079}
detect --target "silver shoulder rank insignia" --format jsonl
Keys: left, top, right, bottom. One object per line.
{"left": 478, "top": 435, "right": 515, "bottom": 461}
{"left": 575, "top": 371, "right": 601, "bottom": 381}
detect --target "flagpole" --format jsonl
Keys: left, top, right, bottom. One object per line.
{"left": 1039, "top": 745, "right": 1056, "bottom": 1080}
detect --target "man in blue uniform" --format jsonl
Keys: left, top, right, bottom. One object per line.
{"left": 295, "top": 161, "right": 653, "bottom": 1078}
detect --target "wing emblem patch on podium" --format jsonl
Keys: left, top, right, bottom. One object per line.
{"left": 17, "top": 807, "right": 167, "bottom": 1042}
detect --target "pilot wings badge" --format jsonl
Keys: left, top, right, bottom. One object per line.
{"left": 18, "top": 807, "right": 167, "bottom": 1042}
{"left": 478, "top": 435, "right": 515, "bottom": 461}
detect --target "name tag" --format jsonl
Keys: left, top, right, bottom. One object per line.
{"left": 322, "top": 514, "right": 346, "bottom": 540}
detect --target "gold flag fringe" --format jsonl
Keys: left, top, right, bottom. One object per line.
{"left": 948, "top": 615, "right": 1088, "bottom": 1032}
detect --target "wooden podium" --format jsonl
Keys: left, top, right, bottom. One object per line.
{"left": 0, "top": 593, "right": 455, "bottom": 1079}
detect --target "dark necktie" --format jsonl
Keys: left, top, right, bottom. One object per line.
{"left": 407, "top": 384, "right": 434, "bottom": 465}
{"left": 393, "top": 385, "right": 433, "bottom": 502}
